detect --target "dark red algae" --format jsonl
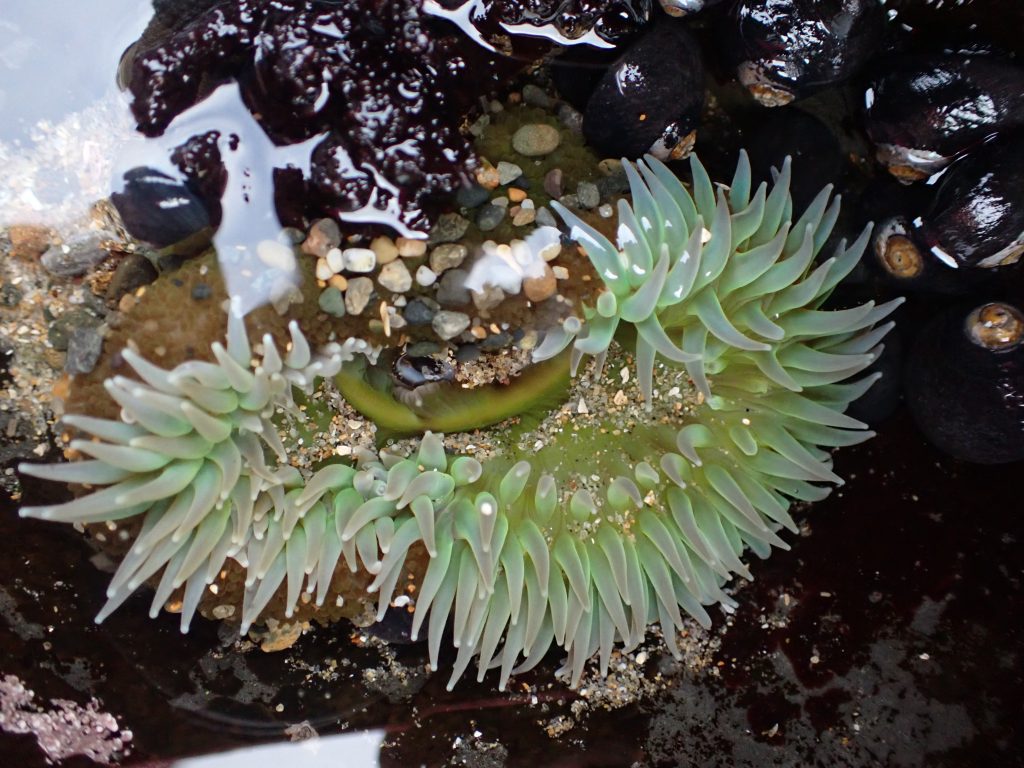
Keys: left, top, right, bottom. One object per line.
{"left": 4, "top": 406, "right": 1023, "bottom": 767}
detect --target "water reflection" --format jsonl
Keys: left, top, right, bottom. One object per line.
{"left": 174, "top": 730, "right": 387, "bottom": 768}
{"left": 0, "top": 1, "right": 149, "bottom": 229}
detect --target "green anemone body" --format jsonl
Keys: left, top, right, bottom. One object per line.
{"left": 20, "top": 152, "right": 900, "bottom": 690}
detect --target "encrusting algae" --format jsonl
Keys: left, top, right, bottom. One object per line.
{"left": 20, "top": 152, "right": 901, "bottom": 690}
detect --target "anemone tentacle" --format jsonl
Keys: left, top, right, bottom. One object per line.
{"left": 20, "top": 152, "right": 898, "bottom": 690}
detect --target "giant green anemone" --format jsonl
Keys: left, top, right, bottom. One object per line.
{"left": 20, "top": 152, "right": 900, "bottom": 690}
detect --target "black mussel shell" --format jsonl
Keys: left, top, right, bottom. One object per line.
{"left": 657, "top": 0, "right": 726, "bottom": 16}
{"left": 914, "top": 133, "right": 1024, "bottom": 269}
{"left": 905, "top": 301, "right": 1024, "bottom": 464}
{"left": 110, "top": 167, "right": 213, "bottom": 249}
{"left": 720, "top": 0, "right": 884, "bottom": 106}
{"left": 480, "top": 0, "right": 653, "bottom": 45}
{"left": 582, "top": 19, "right": 704, "bottom": 159}
{"left": 863, "top": 54, "right": 1024, "bottom": 182}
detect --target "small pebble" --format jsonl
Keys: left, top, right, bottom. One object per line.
{"left": 523, "top": 263, "right": 557, "bottom": 302}
{"left": 256, "top": 240, "right": 296, "bottom": 271}
{"left": 378, "top": 260, "right": 413, "bottom": 293}
{"left": 598, "top": 203, "right": 614, "bottom": 218}
{"left": 370, "top": 236, "right": 399, "bottom": 265}
{"left": 512, "top": 207, "right": 536, "bottom": 226}
{"left": 328, "top": 274, "right": 348, "bottom": 291}
{"left": 508, "top": 187, "right": 527, "bottom": 203}
{"left": 497, "top": 161, "right": 523, "bottom": 185}
{"left": 65, "top": 327, "right": 104, "bottom": 375}
{"left": 543, "top": 168, "right": 564, "bottom": 199}
{"left": 41, "top": 231, "right": 115, "bottom": 277}
{"left": 558, "top": 193, "right": 580, "bottom": 208}
{"left": 436, "top": 269, "right": 471, "bottom": 306}
{"left": 472, "top": 284, "right": 506, "bottom": 311}
{"left": 192, "top": 283, "right": 213, "bottom": 300}
{"left": 552, "top": 265, "right": 570, "bottom": 280}
{"left": 429, "top": 243, "right": 468, "bottom": 273}
{"left": 535, "top": 207, "right": 558, "bottom": 228}
{"left": 476, "top": 204, "right": 506, "bottom": 232}
{"left": 404, "top": 298, "right": 438, "bottom": 326}
{"left": 576, "top": 181, "right": 600, "bottom": 210}
{"left": 315, "top": 258, "right": 333, "bottom": 281}
{"left": 318, "top": 286, "right": 347, "bottom": 317}
{"left": 0, "top": 283, "right": 23, "bottom": 307}
{"left": 343, "top": 247, "right": 376, "bottom": 273}
{"left": 301, "top": 218, "right": 341, "bottom": 258}
{"left": 455, "top": 343, "right": 480, "bottom": 363}
{"left": 7, "top": 224, "right": 53, "bottom": 260}
{"left": 326, "top": 247, "right": 345, "bottom": 273}
{"left": 48, "top": 309, "right": 101, "bottom": 351}
{"left": 557, "top": 103, "right": 584, "bottom": 134}
{"left": 522, "top": 83, "right": 553, "bottom": 109}
{"left": 105, "top": 253, "right": 157, "bottom": 304}
{"left": 396, "top": 237, "right": 427, "bottom": 258}
{"left": 476, "top": 162, "right": 501, "bottom": 190}
{"left": 432, "top": 310, "right": 471, "bottom": 340}
{"left": 416, "top": 265, "right": 438, "bottom": 287}
{"left": 491, "top": 196, "right": 509, "bottom": 208}
{"left": 512, "top": 124, "right": 561, "bottom": 157}
{"left": 456, "top": 182, "right": 491, "bottom": 208}
{"left": 345, "top": 276, "right": 374, "bottom": 315}
{"left": 428, "top": 212, "right": 470, "bottom": 245}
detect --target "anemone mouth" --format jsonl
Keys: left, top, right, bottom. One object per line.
{"left": 18, "top": 151, "right": 899, "bottom": 691}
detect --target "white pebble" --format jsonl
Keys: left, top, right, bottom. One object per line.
{"left": 395, "top": 237, "right": 427, "bottom": 257}
{"left": 416, "top": 265, "right": 438, "bottom": 286}
{"left": 256, "top": 240, "right": 296, "bottom": 271}
{"left": 343, "top": 247, "right": 376, "bottom": 273}
{"left": 315, "top": 258, "right": 333, "bottom": 281}
{"left": 598, "top": 204, "right": 614, "bottom": 218}
{"left": 326, "top": 247, "right": 344, "bottom": 273}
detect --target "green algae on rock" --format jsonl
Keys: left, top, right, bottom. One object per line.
{"left": 19, "top": 153, "right": 899, "bottom": 690}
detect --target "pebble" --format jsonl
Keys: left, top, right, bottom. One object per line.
{"left": 491, "top": 196, "right": 509, "bottom": 208}
{"left": 455, "top": 343, "right": 480, "bottom": 363}
{"left": 558, "top": 193, "right": 580, "bottom": 208}
{"left": 476, "top": 204, "right": 506, "bottom": 232}
{"left": 191, "top": 283, "right": 213, "bottom": 300}
{"left": 415, "top": 265, "right": 438, "bottom": 287}
{"left": 105, "top": 253, "right": 157, "bottom": 304}
{"left": 522, "top": 83, "right": 553, "bottom": 109}
{"left": 396, "top": 237, "right": 427, "bottom": 258}
{"left": 428, "top": 212, "right": 470, "bottom": 245}
{"left": 378, "top": 260, "right": 413, "bottom": 293}
{"left": 315, "top": 258, "right": 333, "bottom": 281}
{"left": 429, "top": 243, "right": 468, "bottom": 273}
{"left": 370, "top": 236, "right": 399, "bottom": 265}
{"left": 301, "top": 218, "right": 341, "bottom": 258}
{"left": 557, "top": 103, "right": 584, "bottom": 134}
{"left": 344, "top": 276, "right": 374, "bottom": 315}
{"left": 576, "top": 181, "right": 601, "bottom": 209}
{"left": 48, "top": 309, "right": 101, "bottom": 351}
{"left": 65, "top": 327, "right": 104, "bottom": 375}
{"left": 256, "top": 240, "right": 296, "bottom": 271}
{"left": 472, "top": 284, "right": 506, "bottom": 311}
{"left": 476, "top": 162, "right": 501, "bottom": 190}
{"left": 457, "top": 182, "right": 491, "bottom": 208}
{"left": 41, "top": 230, "right": 115, "bottom": 277}
{"left": 552, "top": 265, "right": 570, "bottom": 280}
{"left": 523, "top": 263, "right": 557, "bottom": 302}
{"left": 403, "top": 298, "right": 437, "bottom": 326}
{"left": 598, "top": 203, "right": 615, "bottom": 218}
{"left": 543, "top": 168, "right": 564, "bottom": 199}
{"left": 343, "top": 247, "right": 376, "bottom": 273}
{"left": 512, "top": 207, "right": 537, "bottom": 226}
{"left": 481, "top": 331, "right": 512, "bottom": 350}
{"left": 326, "top": 247, "right": 345, "bottom": 273}
{"left": 436, "top": 269, "right": 471, "bottom": 306}
{"left": 535, "top": 207, "right": 558, "bottom": 228}
{"left": 512, "top": 124, "right": 561, "bottom": 157}
{"left": 508, "top": 187, "right": 527, "bottom": 203}
{"left": 318, "top": 286, "right": 347, "bottom": 317}
{"left": 432, "top": 310, "right": 471, "bottom": 340}
{"left": 0, "top": 283, "right": 23, "bottom": 307}
{"left": 328, "top": 274, "right": 348, "bottom": 291}
{"left": 497, "top": 161, "right": 523, "bottom": 185}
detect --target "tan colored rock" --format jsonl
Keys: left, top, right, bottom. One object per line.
{"left": 523, "top": 263, "right": 557, "bottom": 302}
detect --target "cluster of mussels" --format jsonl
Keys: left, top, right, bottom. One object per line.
{"left": 16, "top": 0, "right": 1024, "bottom": 692}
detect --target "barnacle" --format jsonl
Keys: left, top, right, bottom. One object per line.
{"left": 20, "top": 153, "right": 900, "bottom": 690}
